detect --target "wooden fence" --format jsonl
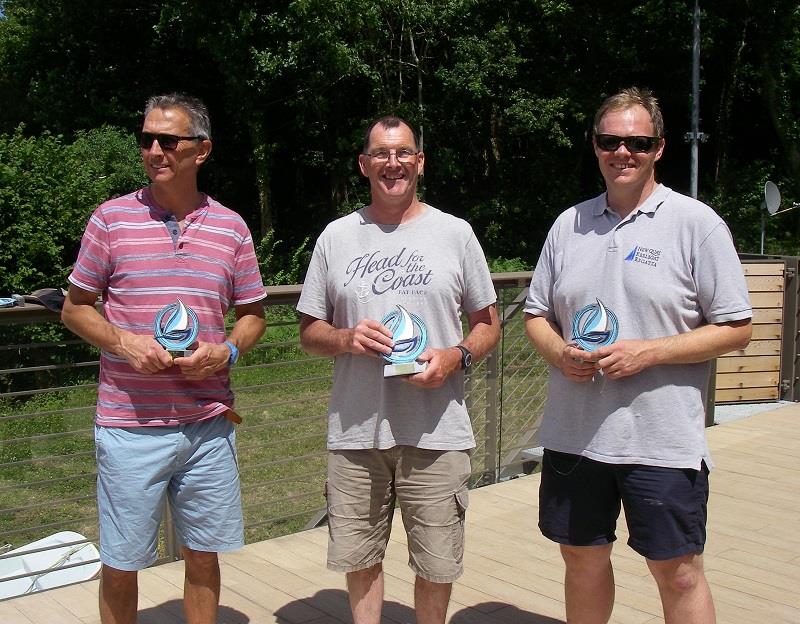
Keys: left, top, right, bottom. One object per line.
{"left": 715, "top": 259, "right": 797, "bottom": 403}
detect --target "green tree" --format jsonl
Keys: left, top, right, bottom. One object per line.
{"left": 0, "top": 125, "right": 146, "bottom": 294}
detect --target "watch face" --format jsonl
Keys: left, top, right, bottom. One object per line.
{"left": 457, "top": 346, "right": 472, "bottom": 369}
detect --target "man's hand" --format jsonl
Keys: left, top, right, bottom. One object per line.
{"left": 593, "top": 339, "right": 651, "bottom": 379}
{"left": 559, "top": 344, "right": 600, "bottom": 383}
{"left": 346, "top": 319, "right": 394, "bottom": 357}
{"left": 117, "top": 333, "right": 173, "bottom": 374}
{"left": 405, "top": 347, "right": 462, "bottom": 389}
{"left": 173, "top": 342, "right": 231, "bottom": 380}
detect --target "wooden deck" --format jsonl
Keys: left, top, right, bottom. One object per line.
{"left": 2, "top": 405, "right": 799, "bottom": 623}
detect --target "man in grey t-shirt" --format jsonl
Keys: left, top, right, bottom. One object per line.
{"left": 297, "top": 115, "right": 499, "bottom": 624}
{"left": 525, "top": 88, "right": 751, "bottom": 623}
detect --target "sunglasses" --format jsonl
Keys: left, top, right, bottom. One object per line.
{"left": 139, "top": 132, "right": 204, "bottom": 151}
{"left": 595, "top": 134, "right": 661, "bottom": 153}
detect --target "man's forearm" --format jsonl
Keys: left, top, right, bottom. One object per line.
{"left": 61, "top": 300, "right": 126, "bottom": 355}
{"left": 524, "top": 313, "right": 568, "bottom": 368}
{"left": 299, "top": 317, "right": 351, "bottom": 357}
{"left": 226, "top": 313, "right": 267, "bottom": 354}
{"left": 461, "top": 305, "right": 501, "bottom": 362}
{"left": 641, "top": 320, "right": 752, "bottom": 366}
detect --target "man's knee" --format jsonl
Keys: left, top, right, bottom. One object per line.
{"left": 347, "top": 562, "right": 382, "bottom": 582}
{"left": 102, "top": 564, "right": 137, "bottom": 587}
{"left": 182, "top": 547, "right": 219, "bottom": 578}
{"left": 560, "top": 544, "right": 613, "bottom": 573}
{"left": 648, "top": 554, "right": 705, "bottom": 593}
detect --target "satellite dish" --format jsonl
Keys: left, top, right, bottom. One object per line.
{"left": 765, "top": 180, "right": 781, "bottom": 215}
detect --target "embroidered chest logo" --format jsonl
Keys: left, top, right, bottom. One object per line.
{"left": 624, "top": 245, "right": 662, "bottom": 268}
{"left": 571, "top": 299, "right": 619, "bottom": 351}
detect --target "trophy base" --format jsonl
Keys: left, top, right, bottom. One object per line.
{"left": 167, "top": 349, "right": 195, "bottom": 358}
{"left": 383, "top": 361, "right": 428, "bottom": 378}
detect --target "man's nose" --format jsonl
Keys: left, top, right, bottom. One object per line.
{"left": 614, "top": 142, "right": 632, "bottom": 156}
{"left": 148, "top": 139, "right": 165, "bottom": 156}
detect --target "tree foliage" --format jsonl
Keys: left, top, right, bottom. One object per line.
{"left": 0, "top": 126, "right": 146, "bottom": 294}
{"left": 1, "top": 0, "right": 799, "bottom": 282}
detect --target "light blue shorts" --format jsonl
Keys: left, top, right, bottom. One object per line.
{"left": 95, "top": 416, "right": 243, "bottom": 571}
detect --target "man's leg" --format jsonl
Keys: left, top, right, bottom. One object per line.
{"left": 327, "top": 450, "right": 395, "bottom": 624}
{"left": 647, "top": 554, "right": 715, "bottom": 624}
{"left": 346, "top": 563, "right": 384, "bottom": 624}
{"left": 182, "top": 547, "right": 220, "bottom": 624}
{"left": 169, "top": 417, "right": 242, "bottom": 624}
{"left": 397, "top": 448, "right": 470, "bottom": 624}
{"left": 414, "top": 576, "right": 452, "bottom": 624}
{"left": 561, "top": 544, "right": 615, "bottom": 624}
{"left": 99, "top": 565, "right": 138, "bottom": 624}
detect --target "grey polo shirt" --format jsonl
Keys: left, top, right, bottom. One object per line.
{"left": 525, "top": 185, "right": 752, "bottom": 470}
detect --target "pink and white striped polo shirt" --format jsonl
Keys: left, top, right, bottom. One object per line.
{"left": 69, "top": 187, "right": 266, "bottom": 427}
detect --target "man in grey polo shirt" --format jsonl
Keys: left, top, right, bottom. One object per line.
{"left": 297, "top": 115, "right": 500, "bottom": 624}
{"left": 524, "top": 87, "right": 752, "bottom": 623}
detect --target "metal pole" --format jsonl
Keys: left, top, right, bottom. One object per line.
{"left": 689, "top": 0, "right": 701, "bottom": 199}
{"left": 761, "top": 210, "right": 766, "bottom": 254}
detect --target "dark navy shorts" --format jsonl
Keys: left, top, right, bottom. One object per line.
{"left": 538, "top": 449, "right": 709, "bottom": 561}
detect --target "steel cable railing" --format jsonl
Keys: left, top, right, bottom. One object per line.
{"left": 0, "top": 275, "right": 546, "bottom": 598}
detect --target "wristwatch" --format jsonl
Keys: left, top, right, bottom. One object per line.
{"left": 455, "top": 345, "right": 473, "bottom": 371}
{"left": 224, "top": 340, "right": 239, "bottom": 366}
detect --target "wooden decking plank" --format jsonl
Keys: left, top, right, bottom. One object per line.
{"left": 2, "top": 405, "right": 799, "bottom": 622}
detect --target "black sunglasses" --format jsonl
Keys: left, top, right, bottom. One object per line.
{"left": 595, "top": 134, "right": 661, "bottom": 153}
{"left": 139, "top": 132, "right": 204, "bottom": 151}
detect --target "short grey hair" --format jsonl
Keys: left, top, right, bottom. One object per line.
{"left": 144, "top": 93, "right": 211, "bottom": 140}
{"left": 593, "top": 87, "right": 664, "bottom": 138}
{"left": 362, "top": 115, "right": 420, "bottom": 153}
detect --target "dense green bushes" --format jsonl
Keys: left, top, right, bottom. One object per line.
{"left": 0, "top": 125, "right": 146, "bottom": 295}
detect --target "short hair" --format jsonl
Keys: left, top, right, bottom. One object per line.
{"left": 144, "top": 93, "right": 211, "bottom": 140}
{"left": 362, "top": 115, "right": 420, "bottom": 153}
{"left": 593, "top": 87, "right": 664, "bottom": 138}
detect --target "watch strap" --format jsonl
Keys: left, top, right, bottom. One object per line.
{"left": 224, "top": 340, "right": 239, "bottom": 366}
{"left": 455, "top": 345, "right": 472, "bottom": 370}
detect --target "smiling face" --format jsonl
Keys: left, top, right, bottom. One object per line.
{"left": 140, "top": 106, "right": 211, "bottom": 187}
{"left": 358, "top": 121, "right": 424, "bottom": 214}
{"left": 594, "top": 104, "right": 664, "bottom": 210}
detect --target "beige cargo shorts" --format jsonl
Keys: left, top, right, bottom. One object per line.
{"left": 326, "top": 446, "right": 471, "bottom": 583}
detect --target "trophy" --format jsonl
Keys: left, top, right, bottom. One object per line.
{"left": 153, "top": 299, "right": 199, "bottom": 357}
{"left": 381, "top": 305, "right": 428, "bottom": 377}
{"left": 571, "top": 298, "right": 619, "bottom": 351}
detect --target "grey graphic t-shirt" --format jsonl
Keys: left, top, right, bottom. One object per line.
{"left": 297, "top": 205, "right": 496, "bottom": 450}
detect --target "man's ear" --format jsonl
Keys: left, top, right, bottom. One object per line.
{"left": 195, "top": 139, "right": 212, "bottom": 166}
{"left": 358, "top": 153, "right": 369, "bottom": 177}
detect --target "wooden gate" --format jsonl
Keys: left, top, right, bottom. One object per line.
{"left": 715, "top": 260, "right": 786, "bottom": 403}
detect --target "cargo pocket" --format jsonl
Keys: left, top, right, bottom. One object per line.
{"left": 452, "top": 486, "right": 469, "bottom": 560}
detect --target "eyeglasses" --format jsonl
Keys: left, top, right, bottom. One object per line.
{"left": 139, "top": 132, "right": 205, "bottom": 151}
{"left": 365, "top": 148, "right": 419, "bottom": 163}
{"left": 595, "top": 134, "right": 661, "bottom": 153}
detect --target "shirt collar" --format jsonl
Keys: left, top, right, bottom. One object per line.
{"left": 592, "top": 183, "right": 671, "bottom": 218}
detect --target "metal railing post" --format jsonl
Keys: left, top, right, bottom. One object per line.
{"left": 483, "top": 346, "right": 499, "bottom": 485}
{"left": 780, "top": 257, "right": 799, "bottom": 401}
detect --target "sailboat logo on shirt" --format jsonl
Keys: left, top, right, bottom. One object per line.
{"left": 624, "top": 245, "right": 662, "bottom": 267}
{"left": 571, "top": 299, "right": 619, "bottom": 351}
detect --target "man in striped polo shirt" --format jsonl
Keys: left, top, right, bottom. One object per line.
{"left": 62, "top": 94, "right": 266, "bottom": 624}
